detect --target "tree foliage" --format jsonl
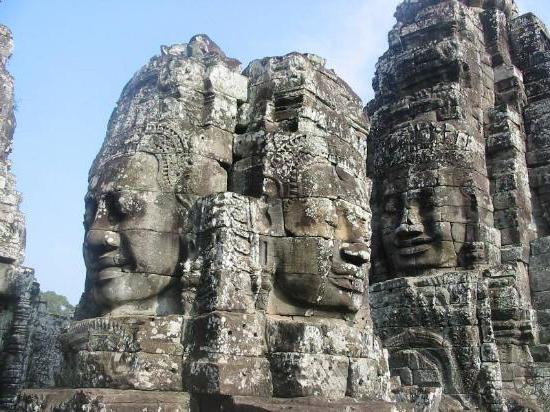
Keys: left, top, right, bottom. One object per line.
{"left": 40, "top": 291, "right": 75, "bottom": 317}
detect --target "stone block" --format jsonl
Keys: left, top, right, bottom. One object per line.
{"left": 249, "top": 198, "right": 285, "bottom": 236}
{"left": 206, "top": 63, "right": 248, "bottom": 101}
{"left": 188, "top": 355, "right": 272, "bottom": 396}
{"left": 69, "top": 351, "right": 182, "bottom": 391}
{"left": 533, "top": 290, "right": 550, "bottom": 311}
{"left": 481, "top": 343, "right": 500, "bottom": 363}
{"left": 283, "top": 198, "right": 337, "bottom": 239}
{"left": 179, "top": 155, "right": 227, "bottom": 196}
{"left": 530, "top": 345, "right": 550, "bottom": 362}
{"left": 265, "top": 318, "right": 374, "bottom": 358}
{"left": 195, "top": 268, "right": 255, "bottom": 314}
{"left": 231, "top": 157, "right": 265, "bottom": 197}
{"left": 192, "top": 311, "right": 266, "bottom": 357}
{"left": 203, "top": 92, "right": 239, "bottom": 132}
{"left": 529, "top": 263, "right": 550, "bottom": 293}
{"left": 135, "top": 316, "right": 185, "bottom": 356}
{"left": 270, "top": 353, "right": 349, "bottom": 398}
{"left": 412, "top": 369, "right": 441, "bottom": 387}
{"left": 348, "top": 357, "right": 391, "bottom": 401}
{"left": 200, "top": 395, "right": 408, "bottom": 412}
{"left": 193, "top": 125, "right": 233, "bottom": 165}
{"left": 273, "top": 236, "right": 331, "bottom": 276}
{"left": 532, "top": 237, "right": 550, "bottom": 256}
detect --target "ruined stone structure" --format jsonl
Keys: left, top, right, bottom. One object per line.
{"left": 7, "top": 0, "right": 550, "bottom": 411}
{"left": 367, "top": 0, "right": 550, "bottom": 410}
{"left": 0, "top": 25, "right": 68, "bottom": 410}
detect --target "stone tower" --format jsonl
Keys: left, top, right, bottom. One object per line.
{"left": 0, "top": 26, "right": 68, "bottom": 410}
{"left": 368, "top": 0, "right": 550, "bottom": 409}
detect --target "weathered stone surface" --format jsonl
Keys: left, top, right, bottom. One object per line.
{"left": 196, "top": 395, "right": 411, "bottom": 412}
{"left": 179, "top": 53, "right": 391, "bottom": 405}
{"left": 17, "top": 389, "right": 190, "bottom": 412}
{"left": 0, "top": 25, "right": 24, "bottom": 267}
{"left": 6, "top": 1, "right": 550, "bottom": 410}
{"left": 77, "top": 34, "right": 247, "bottom": 319}
{"left": 368, "top": 1, "right": 550, "bottom": 410}
{"left": 59, "top": 316, "right": 184, "bottom": 391}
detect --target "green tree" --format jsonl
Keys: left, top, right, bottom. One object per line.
{"left": 40, "top": 291, "right": 75, "bottom": 317}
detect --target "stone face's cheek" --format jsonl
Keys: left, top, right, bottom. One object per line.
{"left": 273, "top": 236, "right": 332, "bottom": 308}
{"left": 276, "top": 273, "right": 324, "bottom": 306}
{"left": 92, "top": 273, "right": 174, "bottom": 307}
{"left": 283, "top": 198, "right": 337, "bottom": 239}
{"left": 334, "top": 200, "right": 371, "bottom": 244}
{"left": 275, "top": 237, "right": 330, "bottom": 278}
{"left": 119, "top": 230, "right": 180, "bottom": 275}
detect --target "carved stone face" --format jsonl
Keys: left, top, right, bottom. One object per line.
{"left": 83, "top": 152, "right": 183, "bottom": 315}
{"left": 380, "top": 184, "right": 468, "bottom": 274}
{"left": 274, "top": 160, "right": 371, "bottom": 313}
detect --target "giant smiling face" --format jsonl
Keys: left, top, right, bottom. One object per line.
{"left": 273, "top": 158, "right": 372, "bottom": 313}
{"left": 83, "top": 153, "right": 183, "bottom": 316}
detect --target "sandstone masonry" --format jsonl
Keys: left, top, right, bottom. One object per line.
{"left": 4, "top": 1, "right": 550, "bottom": 411}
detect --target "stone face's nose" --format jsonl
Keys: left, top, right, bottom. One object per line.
{"left": 84, "top": 229, "right": 120, "bottom": 256}
{"left": 395, "top": 200, "right": 424, "bottom": 238}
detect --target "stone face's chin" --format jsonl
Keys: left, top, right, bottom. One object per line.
{"left": 277, "top": 272, "right": 363, "bottom": 313}
{"left": 91, "top": 271, "right": 173, "bottom": 310}
{"left": 388, "top": 239, "right": 457, "bottom": 273}
{"left": 276, "top": 273, "right": 322, "bottom": 308}
{"left": 321, "top": 274, "right": 363, "bottom": 312}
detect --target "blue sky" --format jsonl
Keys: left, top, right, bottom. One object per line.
{"left": 2, "top": 0, "right": 549, "bottom": 304}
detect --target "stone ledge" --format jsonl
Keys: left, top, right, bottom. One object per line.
{"left": 196, "top": 395, "right": 411, "bottom": 412}
{"left": 17, "top": 389, "right": 190, "bottom": 412}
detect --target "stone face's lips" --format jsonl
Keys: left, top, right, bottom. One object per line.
{"left": 329, "top": 262, "right": 364, "bottom": 293}
{"left": 394, "top": 236, "right": 433, "bottom": 256}
{"left": 331, "top": 261, "right": 363, "bottom": 278}
{"left": 94, "top": 267, "right": 126, "bottom": 282}
{"left": 328, "top": 276, "right": 364, "bottom": 293}
{"left": 396, "top": 244, "right": 432, "bottom": 257}
{"left": 88, "top": 253, "right": 127, "bottom": 272}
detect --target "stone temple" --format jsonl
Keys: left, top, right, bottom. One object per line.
{"left": 2, "top": 0, "right": 550, "bottom": 410}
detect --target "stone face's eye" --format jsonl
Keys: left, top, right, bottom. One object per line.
{"left": 418, "top": 190, "right": 436, "bottom": 215}
{"left": 384, "top": 196, "right": 401, "bottom": 214}
{"left": 117, "top": 194, "right": 134, "bottom": 215}
{"left": 105, "top": 192, "right": 126, "bottom": 223}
